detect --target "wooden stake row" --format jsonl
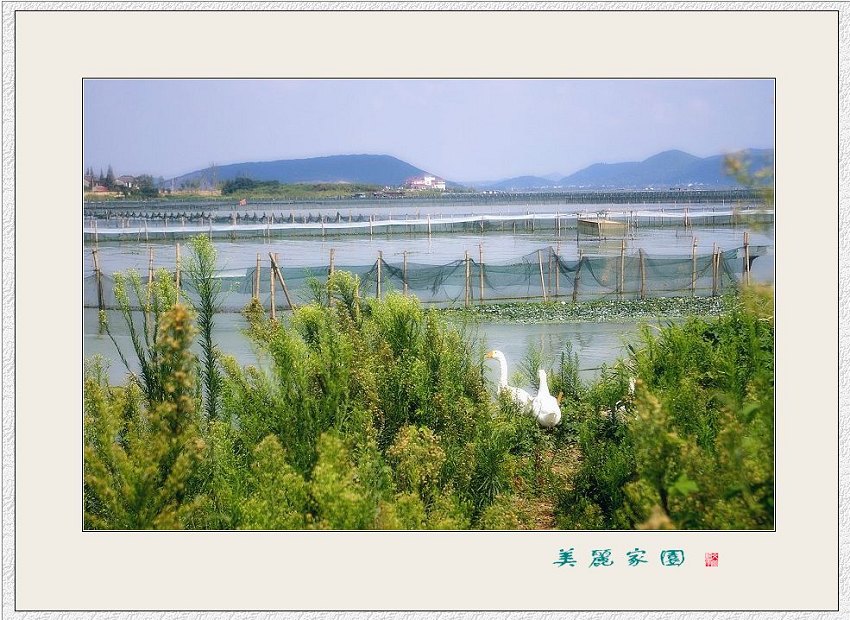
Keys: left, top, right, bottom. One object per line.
{"left": 91, "top": 232, "right": 750, "bottom": 314}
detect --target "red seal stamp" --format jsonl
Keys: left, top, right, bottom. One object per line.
{"left": 705, "top": 552, "right": 719, "bottom": 567}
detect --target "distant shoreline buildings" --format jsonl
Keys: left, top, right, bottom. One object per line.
{"left": 405, "top": 174, "right": 446, "bottom": 191}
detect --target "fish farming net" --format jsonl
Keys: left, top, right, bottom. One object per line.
{"left": 84, "top": 208, "right": 775, "bottom": 242}
{"left": 84, "top": 245, "right": 769, "bottom": 312}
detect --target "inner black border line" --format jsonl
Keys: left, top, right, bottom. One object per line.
{"left": 79, "top": 76, "right": 777, "bottom": 535}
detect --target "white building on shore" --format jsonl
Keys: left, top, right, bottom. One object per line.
{"left": 406, "top": 175, "right": 446, "bottom": 191}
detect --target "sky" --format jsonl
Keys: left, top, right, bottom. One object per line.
{"left": 84, "top": 79, "right": 775, "bottom": 183}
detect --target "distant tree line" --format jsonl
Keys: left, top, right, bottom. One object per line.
{"left": 221, "top": 176, "right": 382, "bottom": 198}
{"left": 220, "top": 177, "right": 272, "bottom": 195}
{"left": 86, "top": 164, "right": 159, "bottom": 198}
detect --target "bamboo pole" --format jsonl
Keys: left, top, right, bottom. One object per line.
{"left": 712, "top": 242, "right": 718, "bottom": 296}
{"left": 619, "top": 239, "right": 626, "bottom": 299}
{"left": 376, "top": 251, "right": 382, "bottom": 299}
{"left": 270, "top": 254, "right": 276, "bottom": 319}
{"left": 572, "top": 251, "right": 582, "bottom": 303}
{"left": 464, "top": 250, "right": 470, "bottom": 307}
{"left": 147, "top": 246, "right": 154, "bottom": 288}
{"left": 254, "top": 253, "right": 261, "bottom": 300}
{"left": 145, "top": 246, "right": 154, "bottom": 326}
{"left": 92, "top": 247, "right": 104, "bottom": 312}
{"left": 547, "top": 247, "right": 553, "bottom": 298}
{"left": 478, "top": 244, "right": 485, "bottom": 304}
{"left": 537, "top": 250, "right": 547, "bottom": 302}
{"left": 639, "top": 248, "right": 646, "bottom": 300}
{"left": 555, "top": 242, "right": 560, "bottom": 298}
{"left": 427, "top": 214, "right": 432, "bottom": 237}
{"left": 403, "top": 250, "right": 408, "bottom": 296}
{"left": 717, "top": 245, "right": 723, "bottom": 294}
{"left": 328, "top": 248, "right": 335, "bottom": 306}
{"left": 691, "top": 237, "right": 698, "bottom": 297}
{"left": 175, "top": 243, "right": 181, "bottom": 303}
{"left": 556, "top": 212, "right": 561, "bottom": 238}
{"left": 743, "top": 231, "right": 750, "bottom": 285}
{"left": 93, "top": 218, "right": 99, "bottom": 247}
{"left": 269, "top": 252, "right": 294, "bottom": 311}
{"left": 370, "top": 215, "right": 374, "bottom": 238}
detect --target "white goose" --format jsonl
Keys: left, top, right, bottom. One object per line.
{"left": 614, "top": 376, "right": 637, "bottom": 416}
{"left": 485, "top": 350, "right": 533, "bottom": 409}
{"left": 531, "top": 368, "right": 562, "bottom": 428}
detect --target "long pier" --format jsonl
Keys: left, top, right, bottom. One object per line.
{"left": 83, "top": 207, "right": 774, "bottom": 243}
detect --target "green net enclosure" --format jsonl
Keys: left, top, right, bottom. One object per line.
{"left": 84, "top": 244, "right": 769, "bottom": 312}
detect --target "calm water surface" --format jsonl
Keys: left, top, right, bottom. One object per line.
{"left": 84, "top": 225, "right": 774, "bottom": 280}
{"left": 84, "top": 308, "right": 648, "bottom": 389}
{"left": 83, "top": 200, "right": 772, "bottom": 388}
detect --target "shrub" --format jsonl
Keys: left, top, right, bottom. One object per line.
{"left": 309, "top": 432, "right": 375, "bottom": 529}
{"left": 84, "top": 304, "right": 207, "bottom": 529}
{"left": 240, "top": 435, "right": 309, "bottom": 530}
{"left": 556, "top": 285, "right": 774, "bottom": 530}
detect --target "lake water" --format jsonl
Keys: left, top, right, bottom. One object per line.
{"left": 83, "top": 199, "right": 773, "bottom": 388}
{"left": 84, "top": 224, "right": 774, "bottom": 279}
{"left": 84, "top": 308, "right": 648, "bottom": 389}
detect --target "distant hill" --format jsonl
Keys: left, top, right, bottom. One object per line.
{"left": 468, "top": 148, "right": 773, "bottom": 191}
{"left": 168, "top": 154, "right": 448, "bottom": 188}
{"left": 560, "top": 148, "right": 774, "bottom": 189}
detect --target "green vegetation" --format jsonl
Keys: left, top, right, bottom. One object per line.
{"left": 85, "top": 165, "right": 159, "bottom": 198}
{"left": 724, "top": 152, "right": 774, "bottom": 208}
{"left": 555, "top": 285, "right": 774, "bottom": 529}
{"left": 441, "top": 296, "right": 728, "bottom": 324}
{"left": 186, "top": 235, "right": 223, "bottom": 420}
{"left": 84, "top": 239, "right": 774, "bottom": 530}
{"left": 221, "top": 177, "right": 383, "bottom": 199}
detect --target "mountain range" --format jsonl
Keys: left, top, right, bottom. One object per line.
{"left": 475, "top": 148, "right": 774, "bottom": 190}
{"left": 166, "top": 148, "right": 773, "bottom": 191}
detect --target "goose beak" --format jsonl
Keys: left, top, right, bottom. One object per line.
{"left": 485, "top": 351, "right": 494, "bottom": 359}
{"left": 556, "top": 392, "right": 564, "bottom": 404}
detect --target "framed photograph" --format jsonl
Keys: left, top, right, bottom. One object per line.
{"left": 7, "top": 5, "right": 839, "bottom": 614}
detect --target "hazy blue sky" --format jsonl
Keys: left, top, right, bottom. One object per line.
{"left": 84, "top": 79, "right": 774, "bottom": 182}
